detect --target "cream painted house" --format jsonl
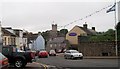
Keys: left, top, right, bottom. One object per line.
{"left": 2, "top": 28, "right": 16, "bottom": 46}
{"left": 66, "top": 24, "right": 96, "bottom": 45}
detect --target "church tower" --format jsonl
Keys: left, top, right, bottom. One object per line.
{"left": 49, "top": 21, "right": 58, "bottom": 39}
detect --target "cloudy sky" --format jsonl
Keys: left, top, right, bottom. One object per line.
{"left": 0, "top": 0, "right": 120, "bottom": 33}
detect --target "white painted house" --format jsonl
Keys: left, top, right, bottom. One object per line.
{"left": 33, "top": 33, "right": 45, "bottom": 51}
{"left": 14, "top": 29, "right": 24, "bottom": 50}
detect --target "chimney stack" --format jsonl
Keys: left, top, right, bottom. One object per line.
{"left": 92, "top": 27, "right": 95, "bottom": 31}
{"left": 83, "top": 22, "right": 87, "bottom": 29}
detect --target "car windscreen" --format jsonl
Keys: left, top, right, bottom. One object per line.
{"left": 0, "top": 53, "right": 6, "bottom": 60}
{"left": 50, "top": 50, "right": 55, "bottom": 53}
{"left": 70, "top": 51, "right": 79, "bottom": 53}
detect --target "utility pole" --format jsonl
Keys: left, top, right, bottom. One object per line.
{"left": 0, "top": 21, "right": 3, "bottom": 52}
{"left": 114, "top": 0, "right": 118, "bottom": 56}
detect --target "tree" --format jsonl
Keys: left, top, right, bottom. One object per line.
{"left": 116, "top": 22, "right": 120, "bottom": 30}
{"left": 89, "top": 29, "right": 115, "bottom": 41}
{"left": 116, "top": 22, "right": 120, "bottom": 41}
{"left": 59, "top": 29, "right": 68, "bottom": 36}
{"left": 104, "top": 29, "right": 115, "bottom": 41}
{"left": 41, "top": 31, "right": 49, "bottom": 45}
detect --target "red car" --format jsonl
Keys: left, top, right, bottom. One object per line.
{"left": 38, "top": 51, "right": 49, "bottom": 58}
{"left": 0, "top": 52, "right": 9, "bottom": 69}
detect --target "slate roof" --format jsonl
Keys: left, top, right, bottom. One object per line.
{"left": 29, "top": 34, "right": 38, "bottom": 40}
{"left": 27, "top": 33, "right": 38, "bottom": 43}
{"left": 77, "top": 26, "right": 97, "bottom": 35}
{"left": 13, "top": 29, "right": 23, "bottom": 37}
{"left": 2, "top": 28, "right": 16, "bottom": 36}
{"left": 48, "top": 37, "right": 65, "bottom": 43}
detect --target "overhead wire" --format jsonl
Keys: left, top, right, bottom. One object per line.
{"left": 57, "top": 4, "right": 113, "bottom": 29}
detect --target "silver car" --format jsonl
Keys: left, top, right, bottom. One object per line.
{"left": 64, "top": 50, "right": 83, "bottom": 59}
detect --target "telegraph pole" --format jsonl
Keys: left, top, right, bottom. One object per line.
{"left": 114, "top": 0, "right": 118, "bottom": 56}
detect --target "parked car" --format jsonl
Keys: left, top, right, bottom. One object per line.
{"left": 0, "top": 52, "right": 8, "bottom": 69}
{"left": 49, "top": 50, "right": 56, "bottom": 56}
{"left": 38, "top": 50, "right": 49, "bottom": 58}
{"left": 2, "top": 46, "right": 36, "bottom": 68}
{"left": 64, "top": 50, "right": 83, "bottom": 59}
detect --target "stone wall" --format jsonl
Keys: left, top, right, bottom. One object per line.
{"left": 78, "top": 41, "right": 120, "bottom": 56}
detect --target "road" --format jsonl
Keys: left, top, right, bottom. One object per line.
{"left": 36, "top": 56, "right": 119, "bottom": 69}
{"left": 8, "top": 56, "right": 119, "bottom": 69}
{"left": 8, "top": 62, "right": 45, "bottom": 69}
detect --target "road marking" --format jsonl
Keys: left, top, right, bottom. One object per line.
{"left": 40, "top": 63, "right": 56, "bottom": 69}
{"left": 35, "top": 58, "right": 56, "bottom": 68}
{"left": 40, "top": 63, "right": 47, "bottom": 69}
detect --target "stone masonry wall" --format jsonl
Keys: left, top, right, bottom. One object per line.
{"left": 78, "top": 41, "right": 120, "bottom": 56}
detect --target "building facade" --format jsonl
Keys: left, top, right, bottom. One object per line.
{"left": 14, "top": 29, "right": 24, "bottom": 50}
{"left": 66, "top": 24, "right": 96, "bottom": 45}
{"left": 46, "top": 37, "right": 67, "bottom": 52}
{"left": 2, "top": 28, "right": 16, "bottom": 46}
{"left": 1, "top": 27, "right": 28, "bottom": 51}
{"left": 46, "top": 24, "right": 67, "bottom": 52}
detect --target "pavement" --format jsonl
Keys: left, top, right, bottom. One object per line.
{"left": 26, "top": 62, "right": 43, "bottom": 67}
{"left": 26, "top": 62, "right": 57, "bottom": 69}
{"left": 83, "top": 56, "right": 120, "bottom": 59}
{"left": 8, "top": 62, "right": 47, "bottom": 69}
{"left": 8, "top": 57, "right": 56, "bottom": 69}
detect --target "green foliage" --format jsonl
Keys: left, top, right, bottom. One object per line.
{"left": 117, "top": 30, "right": 120, "bottom": 41}
{"left": 59, "top": 29, "right": 68, "bottom": 36}
{"left": 104, "top": 29, "right": 115, "bottom": 36}
{"left": 116, "top": 22, "right": 120, "bottom": 30}
{"left": 41, "top": 31, "right": 49, "bottom": 45}
{"left": 116, "top": 22, "right": 120, "bottom": 41}
{"left": 41, "top": 31, "right": 49, "bottom": 39}
{"left": 89, "top": 29, "right": 115, "bottom": 41}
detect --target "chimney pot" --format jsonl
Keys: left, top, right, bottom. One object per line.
{"left": 83, "top": 23, "right": 87, "bottom": 29}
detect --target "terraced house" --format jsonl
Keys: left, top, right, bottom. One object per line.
{"left": 2, "top": 27, "right": 16, "bottom": 46}
{"left": 1, "top": 27, "right": 28, "bottom": 51}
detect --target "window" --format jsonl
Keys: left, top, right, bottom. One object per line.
{"left": 50, "top": 44, "right": 52, "bottom": 48}
{"left": 4, "top": 37, "right": 7, "bottom": 45}
{"left": 66, "top": 51, "right": 70, "bottom": 53}
{"left": 13, "top": 38, "right": 15, "bottom": 45}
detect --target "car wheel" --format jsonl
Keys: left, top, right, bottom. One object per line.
{"left": 71, "top": 55, "right": 74, "bottom": 59}
{"left": 38, "top": 56, "right": 41, "bottom": 58}
{"left": 64, "top": 55, "right": 67, "bottom": 59}
{"left": 46, "top": 56, "right": 49, "bottom": 58}
{"left": 14, "top": 59, "right": 25, "bottom": 68}
{"left": 80, "top": 57, "right": 83, "bottom": 59}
